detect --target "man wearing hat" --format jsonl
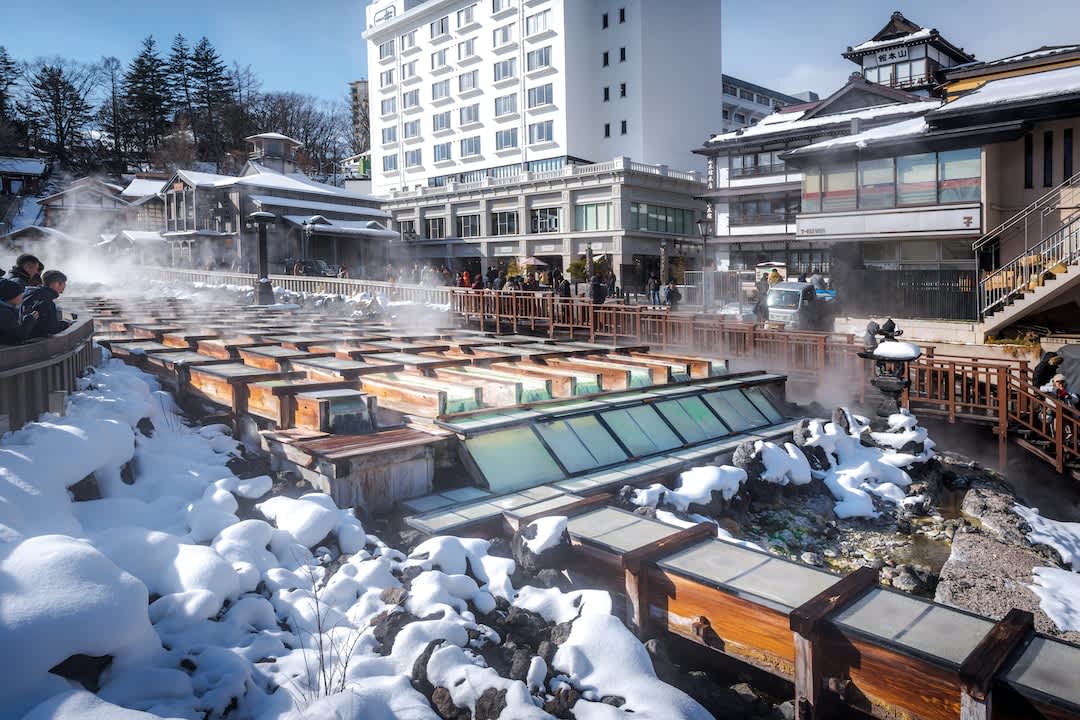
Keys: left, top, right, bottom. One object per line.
{"left": 1032, "top": 351, "right": 1065, "bottom": 388}
{"left": 8, "top": 254, "right": 43, "bottom": 288}
{"left": 1041, "top": 372, "right": 1079, "bottom": 409}
{"left": 0, "top": 278, "right": 39, "bottom": 345}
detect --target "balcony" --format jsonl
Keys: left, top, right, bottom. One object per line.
{"left": 730, "top": 164, "right": 787, "bottom": 179}
{"left": 729, "top": 212, "right": 796, "bottom": 227}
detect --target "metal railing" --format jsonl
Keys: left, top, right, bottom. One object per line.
{"left": 846, "top": 269, "right": 978, "bottom": 321}
{"left": 729, "top": 164, "right": 788, "bottom": 179}
{"left": 979, "top": 213, "right": 1080, "bottom": 316}
{"left": 973, "top": 168, "right": 1080, "bottom": 254}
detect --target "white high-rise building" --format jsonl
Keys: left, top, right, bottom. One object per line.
{"left": 363, "top": 0, "right": 723, "bottom": 197}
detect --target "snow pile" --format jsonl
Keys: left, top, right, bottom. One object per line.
{"left": 631, "top": 465, "right": 747, "bottom": 512}
{"left": 1015, "top": 505, "right": 1080, "bottom": 631}
{"left": 523, "top": 515, "right": 568, "bottom": 555}
{"left": 799, "top": 409, "right": 934, "bottom": 519}
{"left": 755, "top": 440, "right": 813, "bottom": 487}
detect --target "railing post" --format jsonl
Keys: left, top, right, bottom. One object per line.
{"left": 1056, "top": 401, "right": 1065, "bottom": 472}
{"left": 998, "top": 366, "right": 1009, "bottom": 471}
{"left": 948, "top": 361, "right": 957, "bottom": 424}
{"left": 958, "top": 609, "right": 1033, "bottom": 720}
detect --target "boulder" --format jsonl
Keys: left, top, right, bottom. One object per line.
{"left": 732, "top": 441, "right": 783, "bottom": 505}
{"left": 543, "top": 686, "right": 581, "bottom": 719}
{"left": 474, "top": 687, "right": 508, "bottom": 720}
{"left": 511, "top": 518, "right": 571, "bottom": 575}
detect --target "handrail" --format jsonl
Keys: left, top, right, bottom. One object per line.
{"left": 978, "top": 213, "right": 1080, "bottom": 316}
{"left": 973, "top": 168, "right": 1080, "bottom": 252}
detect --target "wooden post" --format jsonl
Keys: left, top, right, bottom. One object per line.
{"left": 621, "top": 522, "right": 714, "bottom": 639}
{"left": 948, "top": 361, "right": 957, "bottom": 424}
{"left": 997, "top": 366, "right": 1009, "bottom": 472}
{"left": 1055, "top": 400, "right": 1065, "bottom": 472}
{"left": 788, "top": 566, "right": 878, "bottom": 720}
{"left": 958, "top": 609, "right": 1033, "bottom": 720}
{"left": 48, "top": 390, "right": 67, "bottom": 416}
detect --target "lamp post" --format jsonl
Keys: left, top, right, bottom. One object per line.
{"left": 250, "top": 211, "right": 276, "bottom": 305}
{"left": 696, "top": 218, "right": 713, "bottom": 312}
{"left": 586, "top": 241, "right": 594, "bottom": 279}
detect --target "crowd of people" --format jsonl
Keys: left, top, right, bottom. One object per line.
{"left": 0, "top": 254, "right": 72, "bottom": 346}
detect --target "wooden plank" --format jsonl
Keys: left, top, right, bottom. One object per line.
{"left": 789, "top": 566, "right": 878, "bottom": 636}
{"left": 958, "top": 609, "right": 1033, "bottom": 703}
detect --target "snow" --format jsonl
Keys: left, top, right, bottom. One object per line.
{"left": 1029, "top": 567, "right": 1080, "bottom": 631}
{"left": 120, "top": 177, "right": 166, "bottom": 199}
{"left": 850, "top": 27, "right": 933, "bottom": 53}
{"left": 249, "top": 193, "right": 391, "bottom": 220}
{"left": 9, "top": 195, "right": 43, "bottom": 230}
{"left": 0, "top": 155, "right": 47, "bottom": 175}
{"left": 23, "top": 690, "right": 174, "bottom": 720}
{"left": 936, "top": 63, "right": 1080, "bottom": 115}
{"left": 756, "top": 440, "right": 813, "bottom": 486}
{"left": 632, "top": 465, "right": 747, "bottom": 512}
{"left": 1015, "top": 505, "right": 1080, "bottom": 568}
{"left": 789, "top": 116, "right": 930, "bottom": 154}
{"left": 524, "top": 515, "right": 568, "bottom": 554}
{"left": 872, "top": 340, "right": 923, "bottom": 361}
{"left": 708, "top": 100, "right": 941, "bottom": 144}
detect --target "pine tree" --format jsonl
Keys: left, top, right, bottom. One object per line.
{"left": 190, "top": 36, "right": 233, "bottom": 160}
{"left": 0, "top": 46, "right": 18, "bottom": 120}
{"left": 124, "top": 35, "right": 172, "bottom": 156}
{"left": 167, "top": 34, "right": 198, "bottom": 146}
{"left": 25, "top": 61, "right": 97, "bottom": 166}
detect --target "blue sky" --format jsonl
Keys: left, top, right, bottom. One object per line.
{"left": 3, "top": 1, "right": 1080, "bottom": 103}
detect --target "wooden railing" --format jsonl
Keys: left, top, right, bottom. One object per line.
{"left": 0, "top": 319, "right": 96, "bottom": 431}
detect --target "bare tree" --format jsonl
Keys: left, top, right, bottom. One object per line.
{"left": 24, "top": 57, "right": 99, "bottom": 166}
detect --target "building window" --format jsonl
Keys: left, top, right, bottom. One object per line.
{"left": 619, "top": 82, "right": 626, "bottom": 97}
{"left": 619, "top": 7, "right": 626, "bottom": 22}
{"left": 575, "top": 203, "right": 612, "bottom": 231}
{"left": 457, "top": 214, "right": 481, "bottom": 237}
{"left": 603, "top": 87, "right": 610, "bottom": 102}
{"left": 496, "top": 128, "right": 518, "bottom": 150}
{"left": 379, "top": 69, "right": 395, "bottom": 87}
{"left": 620, "top": 120, "right": 627, "bottom": 135}
{"left": 380, "top": 97, "right": 396, "bottom": 115}
{"left": 528, "top": 120, "right": 553, "bottom": 144}
{"left": 938, "top": 148, "right": 981, "bottom": 202}
{"left": 526, "top": 46, "right": 551, "bottom": 71}
{"left": 458, "top": 38, "right": 476, "bottom": 61}
{"left": 1044, "top": 131, "right": 1054, "bottom": 187}
{"left": 1066, "top": 128, "right": 1074, "bottom": 179}
{"left": 433, "top": 110, "right": 452, "bottom": 132}
{"left": 460, "top": 135, "right": 481, "bottom": 157}
{"left": 425, "top": 217, "right": 446, "bottom": 239}
{"left": 401, "top": 60, "right": 418, "bottom": 81}
{"left": 403, "top": 119, "right": 420, "bottom": 139}
{"left": 404, "top": 149, "right": 422, "bottom": 167}
{"left": 431, "top": 48, "right": 448, "bottom": 70}
{"left": 457, "top": 4, "right": 475, "bottom": 27}
{"left": 382, "top": 154, "right": 398, "bottom": 172}
{"left": 801, "top": 169, "right": 821, "bottom": 213}
{"left": 602, "top": 12, "right": 608, "bottom": 28}
{"left": 399, "top": 220, "right": 416, "bottom": 237}
{"left": 430, "top": 16, "right": 449, "bottom": 38}
{"left": 459, "top": 70, "right": 479, "bottom": 92}
{"left": 526, "top": 9, "right": 551, "bottom": 36}
{"left": 402, "top": 89, "right": 420, "bottom": 109}
{"left": 434, "top": 142, "right": 452, "bottom": 162}
{"left": 492, "top": 0, "right": 514, "bottom": 11}
{"left": 629, "top": 203, "right": 695, "bottom": 233}
{"left": 494, "top": 93, "right": 517, "bottom": 116}
{"left": 1024, "top": 133, "right": 1034, "bottom": 189}
{"left": 527, "top": 83, "right": 553, "bottom": 108}
{"left": 494, "top": 57, "right": 517, "bottom": 81}
{"left": 602, "top": 51, "right": 609, "bottom": 67}
{"left": 379, "top": 40, "right": 395, "bottom": 60}
{"left": 755, "top": 93, "right": 769, "bottom": 105}
{"left": 619, "top": 47, "right": 626, "bottom": 62}
{"left": 739, "top": 88, "right": 754, "bottom": 101}
{"left": 381, "top": 126, "right": 397, "bottom": 144}
{"left": 858, "top": 158, "right": 895, "bottom": 209}
{"left": 723, "top": 84, "right": 737, "bottom": 96}
{"left": 734, "top": 113, "right": 746, "bottom": 124}
{"left": 493, "top": 22, "right": 515, "bottom": 47}
{"left": 822, "top": 165, "right": 856, "bottom": 212}
{"left": 400, "top": 30, "right": 417, "bottom": 51}
{"left": 460, "top": 104, "right": 480, "bottom": 125}
{"left": 530, "top": 207, "right": 560, "bottom": 233}
{"left": 432, "top": 79, "right": 451, "bottom": 101}
{"left": 491, "top": 210, "right": 519, "bottom": 235}
{"left": 604, "top": 123, "right": 610, "bottom": 138}
{"left": 897, "top": 153, "right": 937, "bottom": 206}
{"left": 722, "top": 109, "right": 729, "bottom": 120}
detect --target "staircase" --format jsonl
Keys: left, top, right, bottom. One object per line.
{"left": 976, "top": 170, "right": 1080, "bottom": 336}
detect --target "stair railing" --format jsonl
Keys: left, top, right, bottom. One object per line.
{"left": 980, "top": 214, "right": 1080, "bottom": 316}
{"left": 973, "top": 168, "right": 1080, "bottom": 254}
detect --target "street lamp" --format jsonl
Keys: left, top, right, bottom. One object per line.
{"left": 250, "top": 211, "right": 276, "bottom": 305}
{"left": 696, "top": 217, "right": 713, "bottom": 312}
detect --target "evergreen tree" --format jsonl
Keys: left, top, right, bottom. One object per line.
{"left": 0, "top": 46, "right": 18, "bottom": 120}
{"left": 98, "top": 56, "right": 132, "bottom": 176}
{"left": 25, "top": 60, "right": 97, "bottom": 166}
{"left": 124, "top": 35, "right": 171, "bottom": 156}
{"left": 166, "top": 33, "right": 197, "bottom": 146}
{"left": 190, "top": 36, "right": 233, "bottom": 159}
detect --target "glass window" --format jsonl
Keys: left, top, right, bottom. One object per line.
{"left": 528, "top": 83, "right": 553, "bottom": 108}
{"left": 528, "top": 120, "right": 553, "bottom": 144}
{"left": 430, "top": 16, "right": 449, "bottom": 38}
{"left": 862, "top": 240, "right": 897, "bottom": 264}
{"left": 400, "top": 30, "right": 416, "bottom": 51}
{"left": 600, "top": 406, "right": 681, "bottom": 456}
{"left": 941, "top": 240, "right": 973, "bottom": 261}
{"left": 897, "top": 153, "right": 937, "bottom": 206}
{"left": 433, "top": 111, "right": 451, "bottom": 132}
{"left": 493, "top": 22, "right": 515, "bottom": 46}
{"left": 494, "top": 58, "right": 517, "bottom": 82}
{"left": 656, "top": 397, "right": 729, "bottom": 443}
{"left": 458, "top": 38, "right": 476, "bottom": 61}
{"left": 404, "top": 149, "right": 422, "bottom": 167}
{"left": 495, "top": 93, "right": 517, "bottom": 116}
{"left": 530, "top": 207, "right": 560, "bottom": 233}
{"left": 575, "top": 203, "right": 612, "bottom": 231}
{"left": 380, "top": 97, "right": 396, "bottom": 115}
{"left": 460, "top": 135, "right": 481, "bottom": 157}
{"left": 535, "top": 416, "right": 626, "bottom": 473}
{"left": 459, "top": 70, "right": 479, "bottom": 92}
{"left": 431, "top": 48, "right": 448, "bottom": 70}
{"left": 492, "top": 0, "right": 514, "bottom": 11}
{"left": 466, "top": 427, "right": 564, "bottom": 491}
{"left": 402, "top": 89, "right": 419, "bottom": 109}
{"left": 526, "top": 9, "right": 551, "bottom": 35}
{"left": 382, "top": 154, "right": 397, "bottom": 172}
{"left": 433, "top": 142, "right": 451, "bottom": 162}
{"left": 456, "top": 4, "right": 475, "bottom": 27}
{"left": 496, "top": 128, "right": 518, "bottom": 150}
{"left": 425, "top": 217, "right": 445, "bottom": 239}
{"left": 432, "top": 79, "right": 450, "bottom": 100}
{"left": 527, "top": 46, "right": 552, "bottom": 72}
{"left": 381, "top": 126, "right": 397, "bottom": 144}
{"left": 460, "top": 104, "right": 480, "bottom": 125}
{"left": 403, "top": 119, "right": 420, "bottom": 139}
{"left": 938, "top": 148, "right": 981, "bottom": 202}
{"left": 742, "top": 387, "right": 783, "bottom": 423}
{"left": 379, "top": 69, "right": 395, "bottom": 87}
{"left": 379, "top": 40, "right": 395, "bottom": 60}
{"left": 823, "top": 164, "right": 856, "bottom": 212}
{"left": 703, "top": 390, "right": 766, "bottom": 431}
{"left": 457, "top": 214, "right": 480, "bottom": 237}
{"left": 858, "top": 157, "right": 895, "bottom": 209}
{"left": 491, "top": 210, "right": 518, "bottom": 235}
{"left": 801, "top": 169, "right": 821, "bottom": 213}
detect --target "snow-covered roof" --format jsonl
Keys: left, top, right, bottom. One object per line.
{"left": 120, "top": 177, "right": 167, "bottom": 199}
{"left": 176, "top": 169, "right": 236, "bottom": 188}
{"left": 786, "top": 116, "right": 931, "bottom": 155}
{"left": 281, "top": 215, "right": 397, "bottom": 238}
{"left": 1, "top": 225, "right": 81, "bottom": 244}
{"left": 977, "top": 45, "right": 1080, "bottom": 69}
{"left": 251, "top": 194, "right": 389, "bottom": 219}
{"left": 935, "top": 63, "right": 1080, "bottom": 115}
{"left": 850, "top": 27, "right": 933, "bottom": 54}
{"left": 0, "top": 156, "right": 47, "bottom": 176}
{"left": 117, "top": 230, "right": 166, "bottom": 244}
{"left": 708, "top": 100, "right": 942, "bottom": 144}
{"left": 245, "top": 132, "right": 303, "bottom": 146}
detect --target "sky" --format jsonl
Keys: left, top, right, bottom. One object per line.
{"left": 3, "top": 0, "right": 1080, "bottom": 104}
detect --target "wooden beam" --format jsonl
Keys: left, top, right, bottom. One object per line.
{"left": 958, "top": 608, "right": 1033, "bottom": 720}
{"left": 506, "top": 492, "right": 611, "bottom": 532}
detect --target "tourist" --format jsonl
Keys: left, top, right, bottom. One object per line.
{"left": 647, "top": 274, "right": 660, "bottom": 305}
{"left": 470, "top": 273, "right": 485, "bottom": 290}
{"left": 808, "top": 267, "right": 827, "bottom": 291}
{"left": 23, "top": 270, "right": 70, "bottom": 337}
{"left": 557, "top": 276, "right": 571, "bottom": 298}
{"left": 768, "top": 268, "right": 782, "bottom": 286}
{"left": 1042, "top": 373, "right": 1079, "bottom": 409}
{"left": 493, "top": 273, "right": 506, "bottom": 291}
{"left": 606, "top": 271, "right": 617, "bottom": 298}
{"left": 590, "top": 273, "right": 607, "bottom": 305}
{"left": 337, "top": 264, "right": 350, "bottom": 279}
{"left": 664, "top": 279, "right": 682, "bottom": 310}
{"left": 8, "top": 254, "right": 43, "bottom": 288}
{"left": 0, "top": 279, "right": 39, "bottom": 345}
{"left": 1032, "top": 351, "right": 1064, "bottom": 388}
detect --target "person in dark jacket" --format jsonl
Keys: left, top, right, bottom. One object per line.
{"left": 23, "top": 270, "right": 70, "bottom": 338}
{"left": 590, "top": 274, "right": 607, "bottom": 305}
{"left": 8, "top": 254, "right": 43, "bottom": 287}
{"left": 665, "top": 279, "right": 682, "bottom": 310}
{"left": 0, "top": 279, "right": 39, "bottom": 344}
{"left": 1032, "top": 351, "right": 1064, "bottom": 388}
{"left": 557, "top": 277, "right": 571, "bottom": 297}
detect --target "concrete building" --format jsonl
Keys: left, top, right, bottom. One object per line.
{"left": 349, "top": 79, "right": 371, "bottom": 153}
{"left": 362, "top": 0, "right": 723, "bottom": 197}
{"left": 720, "top": 75, "right": 806, "bottom": 133}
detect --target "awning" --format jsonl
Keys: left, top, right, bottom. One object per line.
{"left": 281, "top": 214, "right": 398, "bottom": 240}
{"left": 250, "top": 193, "right": 390, "bottom": 219}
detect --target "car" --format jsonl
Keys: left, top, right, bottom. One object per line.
{"left": 283, "top": 258, "right": 335, "bottom": 277}
{"left": 766, "top": 280, "right": 836, "bottom": 330}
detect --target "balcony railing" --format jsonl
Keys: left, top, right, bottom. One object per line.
{"left": 730, "top": 164, "right": 788, "bottom": 179}
{"left": 729, "top": 212, "right": 796, "bottom": 227}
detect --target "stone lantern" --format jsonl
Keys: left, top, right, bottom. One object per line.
{"left": 857, "top": 318, "right": 922, "bottom": 417}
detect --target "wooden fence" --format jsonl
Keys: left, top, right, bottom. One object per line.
{"left": 0, "top": 319, "right": 96, "bottom": 431}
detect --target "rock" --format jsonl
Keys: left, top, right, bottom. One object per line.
{"left": 68, "top": 473, "right": 102, "bottom": 502}
{"left": 601, "top": 695, "right": 626, "bottom": 707}
{"left": 733, "top": 441, "right": 783, "bottom": 505}
{"left": 549, "top": 620, "right": 574, "bottom": 646}
{"left": 380, "top": 586, "right": 407, "bottom": 606}
{"left": 410, "top": 639, "right": 443, "bottom": 696}
{"left": 800, "top": 551, "right": 824, "bottom": 567}
{"left": 487, "top": 536, "right": 513, "bottom": 559}
{"left": 731, "top": 682, "right": 770, "bottom": 716}
{"left": 823, "top": 548, "right": 839, "bottom": 559}
{"left": 776, "top": 700, "right": 796, "bottom": 720}
{"left": 503, "top": 606, "right": 551, "bottom": 649}
{"left": 960, "top": 488, "right": 1030, "bottom": 545}
{"left": 793, "top": 419, "right": 832, "bottom": 471}
{"left": 537, "top": 640, "right": 556, "bottom": 665}
{"left": 136, "top": 417, "right": 155, "bottom": 437}
{"left": 48, "top": 654, "right": 113, "bottom": 692}
{"left": 120, "top": 459, "right": 135, "bottom": 485}
{"left": 400, "top": 565, "right": 424, "bottom": 585}
{"left": 431, "top": 687, "right": 470, "bottom": 720}
{"left": 890, "top": 565, "right": 925, "bottom": 594}
{"left": 474, "top": 687, "right": 508, "bottom": 720}
{"left": 534, "top": 568, "right": 571, "bottom": 591}
{"left": 509, "top": 648, "right": 532, "bottom": 681}
{"left": 543, "top": 686, "right": 581, "bottom": 718}
{"left": 644, "top": 638, "right": 678, "bottom": 685}
{"left": 512, "top": 520, "right": 571, "bottom": 576}
{"left": 371, "top": 609, "right": 418, "bottom": 654}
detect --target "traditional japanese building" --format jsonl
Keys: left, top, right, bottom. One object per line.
{"left": 0, "top": 156, "right": 47, "bottom": 196}
{"left": 38, "top": 177, "right": 130, "bottom": 237}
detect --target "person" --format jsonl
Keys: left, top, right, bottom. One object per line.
{"left": 8, "top": 254, "right": 43, "bottom": 287}
{"left": 808, "top": 267, "right": 827, "bottom": 291}
{"left": 23, "top": 270, "right": 70, "bottom": 337}
{"left": 1042, "top": 373, "right": 1079, "bottom": 408}
{"left": 471, "top": 274, "right": 485, "bottom": 290}
{"left": 493, "top": 273, "right": 506, "bottom": 291}
{"left": 557, "top": 276, "right": 571, "bottom": 298}
{"left": 664, "top": 279, "right": 682, "bottom": 309}
{"left": 0, "top": 279, "right": 39, "bottom": 345}
{"left": 606, "top": 272, "right": 617, "bottom": 298}
{"left": 487, "top": 265, "right": 498, "bottom": 285}
{"left": 797, "top": 272, "right": 807, "bottom": 283}
{"left": 647, "top": 274, "right": 660, "bottom": 305}
{"left": 768, "top": 268, "right": 782, "bottom": 286}
{"left": 1032, "top": 351, "right": 1064, "bottom": 388}
{"left": 292, "top": 259, "right": 304, "bottom": 276}
{"left": 337, "top": 264, "right": 350, "bottom": 279}
{"left": 590, "top": 273, "right": 607, "bottom": 305}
